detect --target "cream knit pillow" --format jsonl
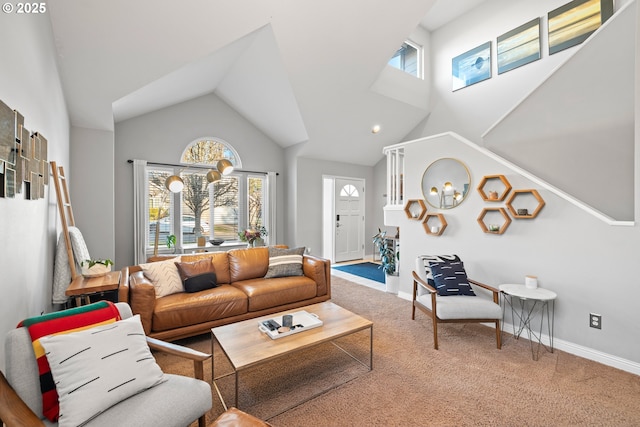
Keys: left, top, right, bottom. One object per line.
{"left": 140, "top": 256, "right": 183, "bottom": 297}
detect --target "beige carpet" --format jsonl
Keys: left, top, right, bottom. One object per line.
{"left": 155, "top": 276, "right": 640, "bottom": 426}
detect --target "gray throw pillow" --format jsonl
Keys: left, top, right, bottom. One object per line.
{"left": 264, "top": 247, "right": 305, "bottom": 278}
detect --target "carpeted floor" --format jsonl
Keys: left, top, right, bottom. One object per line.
{"left": 156, "top": 276, "right": 640, "bottom": 427}
{"left": 332, "top": 262, "right": 385, "bottom": 283}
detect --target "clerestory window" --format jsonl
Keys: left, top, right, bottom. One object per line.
{"left": 388, "top": 40, "right": 423, "bottom": 79}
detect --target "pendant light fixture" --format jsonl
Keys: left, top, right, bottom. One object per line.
{"left": 165, "top": 175, "right": 184, "bottom": 193}
{"left": 206, "top": 169, "right": 221, "bottom": 183}
{"left": 217, "top": 159, "right": 234, "bottom": 175}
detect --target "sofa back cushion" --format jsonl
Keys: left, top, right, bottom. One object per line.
{"left": 228, "top": 247, "right": 269, "bottom": 282}
{"left": 182, "top": 252, "right": 231, "bottom": 284}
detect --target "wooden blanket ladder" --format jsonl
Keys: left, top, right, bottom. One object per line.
{"left": 50, "top": 161, "right": 79, "bottom": 279}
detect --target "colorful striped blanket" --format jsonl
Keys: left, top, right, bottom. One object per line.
{"left": 18, "top": 301, "right": 121, "bottom": 422}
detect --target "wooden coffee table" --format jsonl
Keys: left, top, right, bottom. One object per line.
{"left": 211, "top": 301, "right": 373, "bottom": 410}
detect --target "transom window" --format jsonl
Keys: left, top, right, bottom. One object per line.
{"left": 340, "top": 184, "right": 359, "bottom": 197}
{"left": 145, "top": 138, "right": 268, "bottom": 253}
{"left": 388, "top": 40, "right": 423, "bottom": 79}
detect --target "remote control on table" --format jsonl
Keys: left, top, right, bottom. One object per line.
{"left": 261, "top": 319, "right": 281, "bottom": 331}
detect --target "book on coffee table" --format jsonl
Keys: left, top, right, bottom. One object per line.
{"left": 258, "top": 310, "right": 323, "bottom": 340}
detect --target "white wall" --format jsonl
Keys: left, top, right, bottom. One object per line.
{"left": 387, "top": 133, "right": 640, "bottom": 370}
{"left": 391, "top": 0, "right": 640, "bottom": 370}
{"left": 0, "top": 13, "right": 69, "bottom": 369}
{"left": 294, "top": 157, "right": 376, "bottom": 259}
{"left": 113, "top": 93, "right": 287, "bottom": 267}
{"left": 71, "top": 127, "right": 115, "bottom": 262}
{"left": 408, "top": 0, "right": 636, "bottom": 222}
{"left": 483, "top": 2, "right": 636, "bottom": 220}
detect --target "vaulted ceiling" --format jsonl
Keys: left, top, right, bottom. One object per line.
{"left": 47, "top": 0, "right": 487, "bottom": 166}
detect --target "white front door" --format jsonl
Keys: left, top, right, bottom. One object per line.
{"left": 334, "top": 178, "right": 364, "bottom": 263}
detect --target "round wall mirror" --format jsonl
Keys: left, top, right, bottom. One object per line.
{"left": 421, "top": 158, "right": 471, "bottom": 209}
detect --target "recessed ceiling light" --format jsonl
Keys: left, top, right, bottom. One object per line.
{"left": 371, "top": 125, "right": 381, "bottom": 134}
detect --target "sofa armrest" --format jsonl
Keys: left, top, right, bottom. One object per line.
{"left": 303, "top": 255, "right": 330, "bottom": 297}
{"left": 118, "top": 267, "right": 130, "bottom": 304}
{"left": 0, "top": 370, "right": 44, "bottom": 427}
{"left": 128, "top": 271, "right": 157, "bottom": 335}
{"left": 146, "top": 337, "right": 211, "bottom": 381}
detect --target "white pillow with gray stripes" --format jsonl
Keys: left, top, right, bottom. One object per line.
{"left": 40, "top": 315, "right": 166, "bottom": 427}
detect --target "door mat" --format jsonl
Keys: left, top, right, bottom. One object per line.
{"left": 332, "top": 262, "right": 385, "bottom": 284}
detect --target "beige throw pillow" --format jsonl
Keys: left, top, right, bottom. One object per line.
{"left": 140, "top": 256, "right": 183, "bottom": 297}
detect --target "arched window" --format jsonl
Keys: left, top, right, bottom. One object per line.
{"left": 180, "top": 138, "right": 241, "bottom": 168}
{"left": 145, "top": 138, "right": 270, "bottom": 254}
{"left": 340, "top": 184, "right": 359, "bottom": 198}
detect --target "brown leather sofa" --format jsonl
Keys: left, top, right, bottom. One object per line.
{"left": 118, "top": 247, "right": 331, "bottom": 341}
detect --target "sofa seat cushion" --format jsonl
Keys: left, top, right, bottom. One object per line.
{"left": 233, "top": 276, "right": 318, "bottom": 312}
{"left": 152, "top": 285, "right": 248, "bottom": 332}
{"left": 416, "top": 292, "right": 502, "bottom": 320}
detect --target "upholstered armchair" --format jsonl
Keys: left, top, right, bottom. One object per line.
{"left": 1, "top": 302, "right": 212, "bottom": 427}
{"left": 412, "top": 255, "right": 502, "bottom": 350}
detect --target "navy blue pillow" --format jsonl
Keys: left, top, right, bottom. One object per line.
{"left": 421, "top": 255, "right": 461, "bottom": 286}
{"left": 183, "top": 272, "right": 218, "bottom": 293}
{"left": 429, "top": 261, "right": 475, "bottom": 296}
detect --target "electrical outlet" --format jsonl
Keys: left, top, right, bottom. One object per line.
{"left": 589, "top": 313, "right": 602, "bottom": 329}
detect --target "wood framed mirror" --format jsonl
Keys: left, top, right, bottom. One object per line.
{"left": 421, "top": 158, "right": 471, "bottom": 209}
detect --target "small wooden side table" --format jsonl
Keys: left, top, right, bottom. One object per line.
{"left": 66, "top": 271, "right": 121, "bottom": 306}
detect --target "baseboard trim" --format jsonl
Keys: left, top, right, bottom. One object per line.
{"left": 397, "top": 291, "right": 640, "bottom": 376}
{"left": 551, "top": 337, "right": 640, "bottom": 376}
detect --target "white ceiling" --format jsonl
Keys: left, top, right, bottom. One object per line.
{"left": 48, "top": 0, "right": 486, "bottom": 166}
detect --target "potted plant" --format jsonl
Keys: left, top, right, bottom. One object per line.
{"left": 166, "top": 234, "right": 177, "bottom": 253}
{"left": 80, "top": 258, "right": 114, "bottom": 278}
{"left": 372, "top": 228, "right": 399, "bottom": 293}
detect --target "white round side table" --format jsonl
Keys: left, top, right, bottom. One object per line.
{"left": 499, "top": 284, "right": 557, "bottom": 361}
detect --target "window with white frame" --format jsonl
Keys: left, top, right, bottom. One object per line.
{"left": 388, "top": 40, "right": 423, "bottom": 79}
{"left": 145, "top": 138, "right": 269, "bottom": 253}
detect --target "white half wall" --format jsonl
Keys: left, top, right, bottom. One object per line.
{"left": 386, "top": 133, "right": 640, "bottom": 368}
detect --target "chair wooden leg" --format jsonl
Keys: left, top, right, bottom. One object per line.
{"left": 495, "top": 320, "right": 502, "bottom": 349}
{"left": 411, "top": 280, "right": 417, "bottom": 320}
{"left": 432, "top": 316, "right": 439, "bottom": 350}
